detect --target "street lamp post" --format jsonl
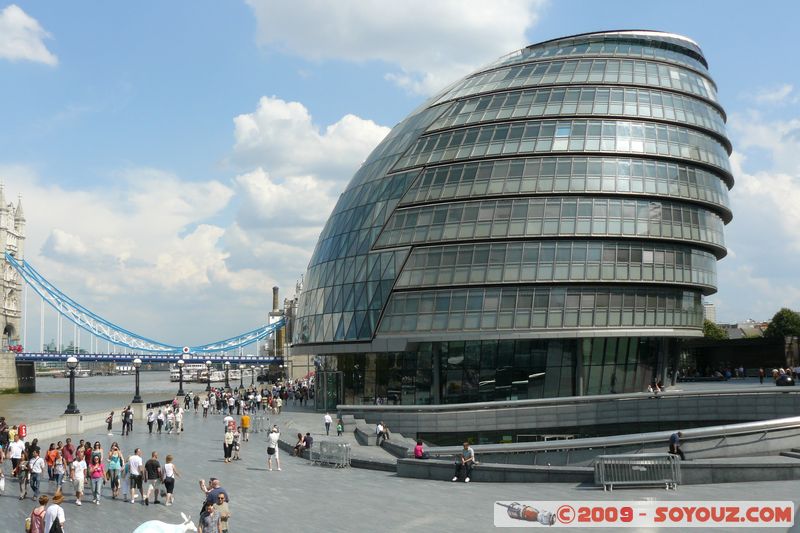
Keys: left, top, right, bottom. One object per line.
{"left": 239, "top": 364, "right": 244, "bottom": 389}
{"left": 176, "top": 359, "right": 185, "bottom": 396}
{"left": 64, "top": 356, "right": 80, "bottom": 414}
{"left": 205, "top": 360, "right": 213, "bottom": 391}
{"left": 132, "top": 358, "right": 143, "bottom": 403}
{"left": 250, "top": 365, "right": 256, "bottom": 386}
{"left": 224, "top": 361, "right": 231, "bottom": 389}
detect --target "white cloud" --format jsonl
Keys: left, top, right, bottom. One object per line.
{"left": 42, "top": 229, "right": 88, "bottom": 257}
{"left": 729, "top": 111, "right": 800, "bottom": 175}
{"left": 0, "top": 93, "right": 389, "bottom": 345}
{"left": 235, "top": 168, "right": 337, "bottom": 226}
{"left": 716, "top": 106, "right": 800, "bottom": 322}
{"left": 0, "top": 4, "right": 57, "bottom": 65}
{"left": 752, "top": 84, "right": 796, "bottom": 105}
{"left": 232, "top": 96, "right": 389, "bottom": 179}
{"left": 245, "top": 0, "right": 546, "bottom": 95}
{"left": 227, "top": 96, "right": 391, "bottom": 292}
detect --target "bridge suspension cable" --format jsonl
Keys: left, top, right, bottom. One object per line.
{"left": 5, "top": 252, "right": 284, "bottom": 354}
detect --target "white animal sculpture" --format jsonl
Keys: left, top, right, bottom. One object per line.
{"left": 132, "top": 512, "right": 197, "bottom": 533}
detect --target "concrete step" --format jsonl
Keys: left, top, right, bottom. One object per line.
{"left": 780, "top": 451, "right": 800, "bottom": 459}
{"left": 381, "top": 435, "right": 417, "bottom": 458}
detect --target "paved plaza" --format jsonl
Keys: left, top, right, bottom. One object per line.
{"left": 0, "top": 398, "right": 798, "bottom": 532}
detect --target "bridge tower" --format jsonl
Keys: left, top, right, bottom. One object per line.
{"left": 0, "top": 187, "right": 25, "bottom": 345}
{"left": 0, "top": 186, "right": 29, "bottom": 392}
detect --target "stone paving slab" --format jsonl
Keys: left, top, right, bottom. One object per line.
{"left": 1, "top": 404, "right": 799, "bottom": 532}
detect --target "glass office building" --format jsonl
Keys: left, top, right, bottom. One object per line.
{"left": 293, "top": 31, "right": 733, "bottom": 405}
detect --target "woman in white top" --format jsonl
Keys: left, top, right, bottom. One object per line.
{"left": 267, "top": 426, "right": 281, "bottom": 471}
{"left": 162, "top": 454, "right": 180, "bottom": 506}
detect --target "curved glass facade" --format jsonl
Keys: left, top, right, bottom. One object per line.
{"left": 293, "top": 31, "right": 733, "bottom": 405}
{"left": 395, "top": 118, "right": 731, "bottom": 176}
{"left": 429, "top": 87, "right": 727, "bottom": 141}
{"left": 435, "top": 58, "right": 720, "bottom": 107}
{"left": 395, "top": 241, "right": 718, "bottom": 293}
{"left": 398, "top": 157, "right": 731, "bottom": 217}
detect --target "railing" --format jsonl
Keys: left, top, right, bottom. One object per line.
{"left": 424, "top": 416, "right": 800, "bottom": 459}
{"left": 146, "top": 399, "right": 174, "bottom": 409}
{"left": 594, "top": 453, "right": 680, "bottom": 491}
{"left": 338, "top": 388, "right": 800, "bottom": 415}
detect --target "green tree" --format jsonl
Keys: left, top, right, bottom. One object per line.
{"left": 703, "top": 319, "right": 728, "bottom": 340}
{"left": 764, "top": 308, "right": 800, "bottom": 338}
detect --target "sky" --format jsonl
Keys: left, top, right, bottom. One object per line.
{"left": 0, "top": 1, "right": 799, "bottom": 349}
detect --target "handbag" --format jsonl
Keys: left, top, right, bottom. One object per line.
{"left": 267, "top": 447, "right": 275, "bottom": 455}
{"left": 49, "top": 517, "right": 64, "bottom": 533}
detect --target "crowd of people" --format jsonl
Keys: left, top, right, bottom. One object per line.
{"left": 0, "top": 376, "right": 320, "bottom": 532}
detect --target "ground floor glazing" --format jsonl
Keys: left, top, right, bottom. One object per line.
{"left": 315, "top": 336, "right": 678, "bottom": 407}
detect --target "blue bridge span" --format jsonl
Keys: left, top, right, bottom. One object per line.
{"left": 5, "top": 252, "right": 287, "bottom": 359}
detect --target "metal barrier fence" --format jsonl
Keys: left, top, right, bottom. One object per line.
{"left": 594, "top": 453, "right": 680, "bottom": 491}
{"left": 251, "top": 415, "right": 268, "bottom": 434}
{"left": 310, "top": 441, "right": 352, "bottom": 468}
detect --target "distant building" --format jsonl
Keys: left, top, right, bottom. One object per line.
{"left": 720, "top": 320, "right": 767, "bottom": 339}
{"left": 703, "top": 302, "right": 717, "bottom": 323}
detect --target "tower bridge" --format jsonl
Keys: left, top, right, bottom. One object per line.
{"left": 0, "top": 189, "right": 288, "bottom": 392}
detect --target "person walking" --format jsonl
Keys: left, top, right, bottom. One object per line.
{"left": 336, "top": 419, "right": 344, "bottom": 437}
{"left": 29, "top": 449, "right": 46, "bottom": 500}
{"left": 147, "top": 410, "right": 156, "bottom": 434}
{"left": 15, "top": 450, "right": 29, "bottom": 500}
{"left": 267, "top": 426, "right": 281, "bottom": 471}
{"left": 128, "top": 448, "right": 144, "bottom": 504}
{"left": 43, "top": 490, "right": 65, "bottom": 533}
{"left": 8, "top": 434, "right": 25, "bottom": 471}
{"left": 324, "top": 413, "right": 332, "bottom": 436}
{"left": 29, "top": 494, "right": 49, "bottom": 533}
{"left": 162, "top": 454, "right": 180, "bottom": 506}
{"left": 52, "top": 450, "right": 66, "bottom": 490}
{"left": 71, "top": 448, "right": 87, "bottom": 506}
{"left": 144, "top": 451, "right": 162, "bottom": 505}
{"left": 240, "top": 412, "right": 250, "bottom": 442}
{"left": 88, "top": 454, "right": 105, "bottom": 505}
{"left": 106, "top": 411, "right": 114, "bottom": 435}
{"left": 156, "top": 410, "right": 165, "bottom": 434}
{"left": 45, "top": 443, "right": 58, "bottom": 483}
{"left": 199, "top": 501, "right": 221, "bottom": 533}
{"left": 175, "top": 407, "right": 184, "bottom": 434}
{"left": 107, "top": 443, "right": 123, "bottom": 500}
{"left": 214, "top": 492, "right": 231, "bottom": 533}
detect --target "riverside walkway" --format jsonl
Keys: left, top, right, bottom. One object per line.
{"left": 1, "top": 402, "right": 799, "bottom": 532}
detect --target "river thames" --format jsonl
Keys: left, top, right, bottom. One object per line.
{"left": 0, "top": 372, "right": 210, "bottom": 423}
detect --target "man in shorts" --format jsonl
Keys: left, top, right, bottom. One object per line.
{"left": 71, "top": 448, "right": 87, "bottom": 506}
{"left": 144, "top": 451, "right": 162, "bottom": 505}
{"left": 128, "top": 448, "right": 144, "bottom": 504}
{"left": 240, "top": 412, "right": 250, "bottom": 442}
